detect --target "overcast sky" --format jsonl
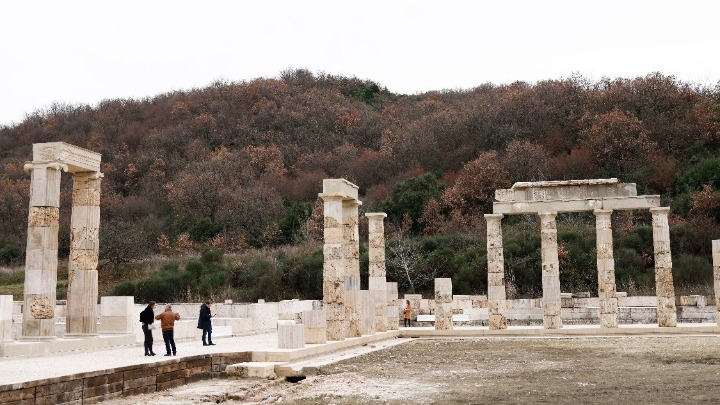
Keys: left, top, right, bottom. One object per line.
{"left": 1, "top": 0, "right": 718, "bottom": 127}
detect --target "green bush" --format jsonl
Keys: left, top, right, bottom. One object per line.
{"left": 112, "top": 281, "right": 136, "bottom": 297}
{"left": 673, "top": 254, "right": 713, "bottom": 285}
{"left": 0, "top": 237, "right": 21, "bottom": 264}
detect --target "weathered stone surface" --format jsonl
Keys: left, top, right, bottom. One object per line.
{"left": 651, "top": 208, "right": 677, "bottom": 327}
{"left": 278, "top": 323, "right": 304, "bottom": 349}
{"left": 434, "top": 278, "right": 453, "bottom": 331}
{"left": 539, "top": 212, "right": 562, "bottom": 329}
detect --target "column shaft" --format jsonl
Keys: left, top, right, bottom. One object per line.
{"left": 22, "top": 163, "right": 63, "bottom": 339}
{"left": 343, "top": 200, "right": 361, "bottom": 337}
{"left": 366, "top": 213, "right": 388, "bottom": 332}
{"left": 651, "top": 207, "right": 677, "bottom": 327}
{"left": 66, "top": 172, "right": 103, "bottom": 335}
{"left": 434, "top": 278, "right": 453, "bottom": 330}
{"left": 539, "top": 212, "right": 562, "bottom": 329}
{"left": 485, "top": 214, "right": 507, "bottom": 330}
{"left": 386, "top": 282, "right": 399, "bottom": 330}
{"left": 594, "top": 209, "right": 618, "bottom": 328}
{"left": 321, "top": 195, "right": 345, "bottom": 341}
{"left": 712, "top": 240, "right": 720, "bottom": 324}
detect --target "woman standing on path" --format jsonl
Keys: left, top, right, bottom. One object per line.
{"left": 139, "top": 301, "right": 157, "bottom": 356}
{"left": 197, "top": 300, "right": 215, "bottom": 346}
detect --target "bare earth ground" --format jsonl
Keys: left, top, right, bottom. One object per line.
{"left": 106, "top": 336, "right": 720, "bottom": 404}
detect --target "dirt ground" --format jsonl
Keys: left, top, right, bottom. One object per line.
{"left": 107, "top": 335, "right": 720, "bottom": 404}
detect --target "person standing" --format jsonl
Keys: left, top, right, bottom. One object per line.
{"left": 197, "top": 300, "right": 215, "bottom": 346}
{"left": 404, "top": 300, "right": 412, "bottom": 327}
{"left": 155, "top": 304, "right": 181, "bottom": 356}
{"left": 139, "top": 301, "right": 157, "bottom": 356}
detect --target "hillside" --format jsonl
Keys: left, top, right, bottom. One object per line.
{"left": 1, "top": 70, "right": 719, "bottom": 299}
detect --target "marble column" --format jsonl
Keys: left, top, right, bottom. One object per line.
{"left": 22, "top": 162, "right": 65, "bottom": 339}
{"left": 366, "top": 212, "right": 388, "bottom": 332}
{"left": 343, "top": 199, "right": 361, "bottom": 338}
{"left": 485, "top": 214, "right": 507, "bottom": 330}
{"left": 434, "top": 278, "right": 453, "bottom": 330}
{"left": 594, "top": 209, "right": 618, "bottom": 328}
{"left": 320, "top": 195, "right": 345, "bottom": 341}
{"left": 712, "top": 240, "right": 720, "bottom": 324}
{"left": 66, "top": 172, "right": 103, "bottom": 335}
{"left": 651, "top": 207, "right": 677, "bottom": 327}
{"left": 386, "top": 282, "right": 399, "bottom": 330}
{"left": 539, "top": 212, "right": 562, "bottom": 329}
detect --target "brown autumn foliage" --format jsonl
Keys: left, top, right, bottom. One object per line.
{"left": 0, "top": 70, "right": 719, "bottom": 264}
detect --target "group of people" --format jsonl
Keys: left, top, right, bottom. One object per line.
{"left": 139, "top": 300, "right": 215, "bottom": 356}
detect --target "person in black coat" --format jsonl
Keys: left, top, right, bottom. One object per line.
{"left": 197, "top": 300, "right": 215, "bottom": 346}
{"left": 139, "top": 301, "right": 157, "bottom": 356}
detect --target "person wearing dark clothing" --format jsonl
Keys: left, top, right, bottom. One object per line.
{"left": 155, "top": 304, "right": 181, "bottom": 356}
{"left": 197, "top": 300, "right": 215, "bottom": 346}
{"left": 139, "top": 301, "right": 157, "bottom": 356}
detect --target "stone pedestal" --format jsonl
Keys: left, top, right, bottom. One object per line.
{"left": 539, "top": 212, "right": 562, "bottom": 329}
{"left": 302, "top": 309, "right": 327, "bottom": 344}
{"left": 98, "top": 296, "right": 133, "bottom": 334}
{"left": 278, "top": 324, "right": 304, "bottom": 349}
{"left": 594, "top": 209, "right": 618, "bottom": 328}
{"left": 1, "top": 295, "right": 12, "bottom": 342}
{"left": 67, "top": 172, "right": 102, "bottom": 335}
{"left": 366, "top": 213, "right": 388, "bottom": 333}
{"left": 485, "top": 214, "right": 507, "bottom": 330}
{"left": 22, "top": 163, "right": 63, "bottom": 339}
{"left": 712, "top": 240, "right": 720, "bottom": 323}
{"left": 386, "top": 282, "right": 399, "bottom": 330}
{"left": 651, "top": 207, "right": 677, "bottom": 327}
{"left": 434, "top": 278, "right": 453, "bottom": 330}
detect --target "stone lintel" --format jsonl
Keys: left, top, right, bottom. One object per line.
{"left": 493, "top": 195, "right": 660, "bottom": 214}
{"left": 495, "top": 179, "right": 638, "bottom": 203}
{"left": 322, "top": 178, "right": 359, "bottom": 201}
{"left": 32, "top": 142, "right": 101, "bottom": 173}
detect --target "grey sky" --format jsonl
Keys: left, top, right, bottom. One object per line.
{"left": 1, "top": 0, "right": 718, "bottom": 126}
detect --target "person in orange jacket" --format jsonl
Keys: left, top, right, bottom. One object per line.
{"left": 155, "top": 304, "right": 181, "bottom": 356}
{"left": 404, "top": 300, "right": 412, "bottom": 327}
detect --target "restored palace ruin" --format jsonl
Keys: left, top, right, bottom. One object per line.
{"left": 485, "top": 178, "right": 676, "bottom": 330}
{"left": 21, "top": 142, "right": 102, "bottom": 339}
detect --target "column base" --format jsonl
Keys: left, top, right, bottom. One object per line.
{"left": 64, "top": 333, "right": 99, "bottom": 338}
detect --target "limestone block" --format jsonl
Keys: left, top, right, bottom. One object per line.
{"left": 655, "top": 281, "right": 675, "bottom": 298}
{"left": 386, "top": 306, "right": 399, "bottom": 330}
{"left": 26, "top": 226, "right": 60, "bottom": 250}
{"left": 28, "top": 207, "right": 60, "bottom": 227}
{"left": 386, "top": 282, "right": 398, "bottom": 302}
{"left": 99, "top": 296, "right": 133, "bottom": 317}
{"left": 599, "top": 297, "right": 618, "bottom": 314}
{"left": 70, "top": 206, "right": 101, "bottom": 229}
{"left": 0, "top": 295, "right": 12, "bottom": 342}
{"left": 543, "top": 315, "right": 563, "bottom": 329}
{"left": 278, "top": 324, "right": 304, "bottom": 349}
{"left": 322, "top": 178, "right": 359, "bottom": 200}
{"left": 359, "top": 290, "right": 375, "bottom": 335}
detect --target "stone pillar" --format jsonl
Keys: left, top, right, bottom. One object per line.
{"left": 320, "top": 195, "right": 345, "bottom": 341}
{"left": 22, "top": 162, "right": 65, "bottom": 339}
{"left": 434, "top": 278, "right": 453, "bottom": 330}
{"left": 651, "top": 207, "right": 677, "bottom": 327}
{"left": 485, "top": 214, "right": 507, "bottom": 330}
{"left": 366, "top": 212, "right": 388, "bottom": 333}
{"left": 66, "top": 172, "right": 103, "bottom": 335}
{"left": 302, "top": 309, "right": 327, "bottom": 344}
{"left": 359, "top": 290, "right": 376, "bottom": 335}
{"left": 539, "top": 212, "right": 562, "bottom": 329}
{"left": 386, "top": 282, "right": 399, "bottom": 330}
{"left": 713, "top": 240, "right": 720, "bottom": 324}
{"left": 594, "top": 209, "right": 618, "bottom": 328}
{"left": 1, "top": 295, "right": 12, "bottom": 342}
{"left": 343, "top": 199, "right": 361, "bottom": 338}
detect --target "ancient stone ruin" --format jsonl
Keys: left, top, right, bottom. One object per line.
{"left": 22, "top": 142, "right": 102, "bottom": 339}
{"left": 486, "top": 178, "right": 677, "bottom": 330}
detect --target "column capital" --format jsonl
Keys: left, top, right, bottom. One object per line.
{"left": 484, "top": 213, "right": 504, "bottom": 220}
{"left": 365, "top": 212, "right": 387, "bottom": 219}
{"left": 318, "top": 193, "right": 345, "bottom": 203}
{"left": 650, "top": 207, "right": 671, "bottom": 215}
{"left": 593, "top": 209, "right": 613, "bottom": 216}
{"left": 24, "top": 161, "right": 69, "bottom": 173}
{"left": 538, "top": 212, "right": 557, "bottom": 220}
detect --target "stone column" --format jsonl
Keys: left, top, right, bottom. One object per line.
{"left": 359, "top": 290, "right": 375, "bottom": 335}
{"left": 386, "top": 282, "right": 399, "bottom": 330}
{"left": 343, "top": 199, "right": 361, "bottom": 338}
{"left": 366, "top": 213, "right": 388, "bottom": 333}
{"left": 320, "top": 195, "right": 345, "bottom": 341}
{"left": 434, "top": 278, "right": 453, "bottom": 330}
{"left": 22, "top": 162, "right": 65, "bottom": 339}
{"left": 594, "top": 209, "right": 618, "bottom": 328}
{"left": 539, "top": 212, "right": 562, "bottom": 329}
{"left": 651, "top": 207, "right": 677, "bottom": 327}
{"left": 1, "top": 295, "right": 12, "bottom": 342}
{"left": 66, "top": 172, "right": 103, "bottom": 335}
{"left": 485, "top": 214, "right": 507, "bottom": 330}
{"left": 713, "top": 240, "right": 720, "bottom": 324}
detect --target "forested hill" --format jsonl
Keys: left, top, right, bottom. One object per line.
{"left": 1, "top": 70, "right": 719, "bottom": 266}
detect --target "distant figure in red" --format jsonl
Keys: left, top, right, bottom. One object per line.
{"left": 404, "top": 300, "right": 412, "bottom": 327}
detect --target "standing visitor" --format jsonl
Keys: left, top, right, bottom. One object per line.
{"left": 404, "top": 300, "right": 412, "bottom": 327}
{"left": 197, "top": 300, "right": 215, "bottom": 346}
{"left": 155, "top": 304, "right": 181, "bottom": 356}
{"left": 139, "top": 301, "right": 157, "bottom": 356}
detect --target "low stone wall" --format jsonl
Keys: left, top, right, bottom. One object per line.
{"left": 0, "top": 352, "right": 251, "bottom": 405}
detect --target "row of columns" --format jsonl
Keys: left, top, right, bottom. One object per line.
{"left": 22, "top": 162, "right": 103, "bottom": 339}
{"left": 485, "top": 207, "right": 677, "bottom": 330}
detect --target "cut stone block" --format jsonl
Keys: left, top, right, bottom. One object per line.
{"left": 278, "top": 324, "right": 304, "bottom": 349}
